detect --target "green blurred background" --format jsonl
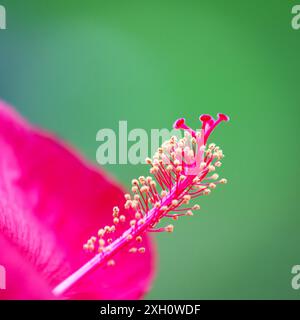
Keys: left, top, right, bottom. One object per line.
{"left": 1, "top": 0, "right": 299, "bottom": 299}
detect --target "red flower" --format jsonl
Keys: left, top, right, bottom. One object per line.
{"left": 0, "top": 100, "right": 155, "bottom": 300}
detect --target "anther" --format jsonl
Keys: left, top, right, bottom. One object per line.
{"left": 203, "top": 189, "right": 211, "bottom": 195}
{"left": 145, "top": 157, "right": 152, "bottom": 164}
{"left": 132, "top": 179, "right": 139, "bottom": 186}
{"left": 99, "top": 239, "right": 105, "bottom": 247}
{"left": 208, "top": 165, "right": 215, "bottom": 172}
{"left": 165, "top": 224, "right": 174, "bottom": 233}
{"left": 129, "top": 247, "right": 137, "bottom": 253}
{"left": 135, "top": 212, "right": 142, "bottom": 220}
{"left": 130, "top": 220, "right": 136, "bottom": 227}
{"left": 172, "top": 200, "right": 179, "bottom": 206}
{"left": 107, "top": 259, "right": 115, "bottom": 267}
{"left": 220, "top": 178, "right": 227, "bottom": 184}
{"left": 124, "top": 194, "right": 131, "bottom": 200}
{"left": 200, "top": 162, "right": 206, "bottom": 169}
{"left": 98, "top": 229, "right": 105, "bottom": 237}
{"left": 138, "top": 247, "right": 146, "bottom": 253}
{"left": 113, "top": 217, "right": 119, "bottom": 224}
{"left": 138, "top": 219, "right": 145, "bottom": 225}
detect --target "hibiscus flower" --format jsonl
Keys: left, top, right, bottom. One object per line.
{"left": 0, "top": 100, "right": 155, "bottom": 299}
{"left": 0, "top": 100, "right": 229, "bottom": 300}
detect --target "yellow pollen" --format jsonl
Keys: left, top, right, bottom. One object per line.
{"left": 132, "top": 179, "right": 139, "bottom": 186}
{"left": 161, "top": 190, "right": 167, "bottom": 197}
{"left": 208, "top": 165, "right": 215, "bottom": 172}
{"left": 130, "top": 220, "right": 136, "bottom": 227}
{"left": 200, "top": 162, "right": 206, "bottom": 169}
{"left": 138, "top": 247, "right": 146, "bottom": 253}
{"left": 203, "top": 189, "right": 211, "bottom": 195}
{"left": 172, "top": 200, "right": 179, "bottom": 206}
{"left": 119, "top": 215, "right": 126, "bottom": 222}
{"left": 136, "top": 236, "right": 142, "bottom": 242}
{"left": 150, "top": 181, "right": 156, "bottom": 187}
{"left": 125, "top": 200, "right": 132, "bottom": 209}
{"left": 145, "top": 157, "right": 152, "bottom": 164}
{"left": 113, "top": 206, "right": 119, "bottom": 213}
{"left": 124, "top": 193, "right": 131, "bottom": 200}
{"left": 135, "top": 212, "right": 142, "bottom": 220}
{"left": 99, "top": 239, "right": 105, "bottom": 246}
{"left": 98, "top": 229, "right": 105, "bottom": 237}
{"left": 138, "top": 218, "right": 145, "bottom": 225}
{"left": 126, "top": 235, "right": 133, "bottom": 241}
{"left": 215, "top": 161, "right": 222, "bottom": 167}
{"left": 139, "top": 176, "right": 146, "bottom": 184}
{"left": 140, "top": 186, "right": 149, "bottom": 193}
{"left": 113, "top": 217, "right": 119, "bottom": 224}
{"left": 183, "top": 195, "right": 191, "bottom": 201}
{"left": 107, "top": 259, "right": 115, "bottom": 267}
{"left": 131, "top": 186, "right": 138, "bottom": 193}
{"left": 131, "top": 200, "right": 139, "bottom": 209}
{"left": 154, "top": 202, "right": 160, "bottom": 208}
{"left": 211, "top": 173, "right": 219, "bottom": 180}
{"left": 174, "top": 159, "right": 180, "bottom": 166}
{"left": 165, "top": 224, "right": 174, "bottom": 233}
{"left": 150, "top": 166, "right": 159, "bottom": 174}
{"left": 88, "top": 243, "right": 95, "bottom": 252}
{"left": 176, "top": 166, "right": 182, "bottom": 172}
{"left": 129, "top": 247, "right": 137, "bottom": 253}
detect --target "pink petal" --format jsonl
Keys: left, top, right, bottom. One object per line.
{"left": 0, "top": 100, "right": 156, "bottom": 299}
{"left": 0, "top": 235, "right": 54, "bottom": 299}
